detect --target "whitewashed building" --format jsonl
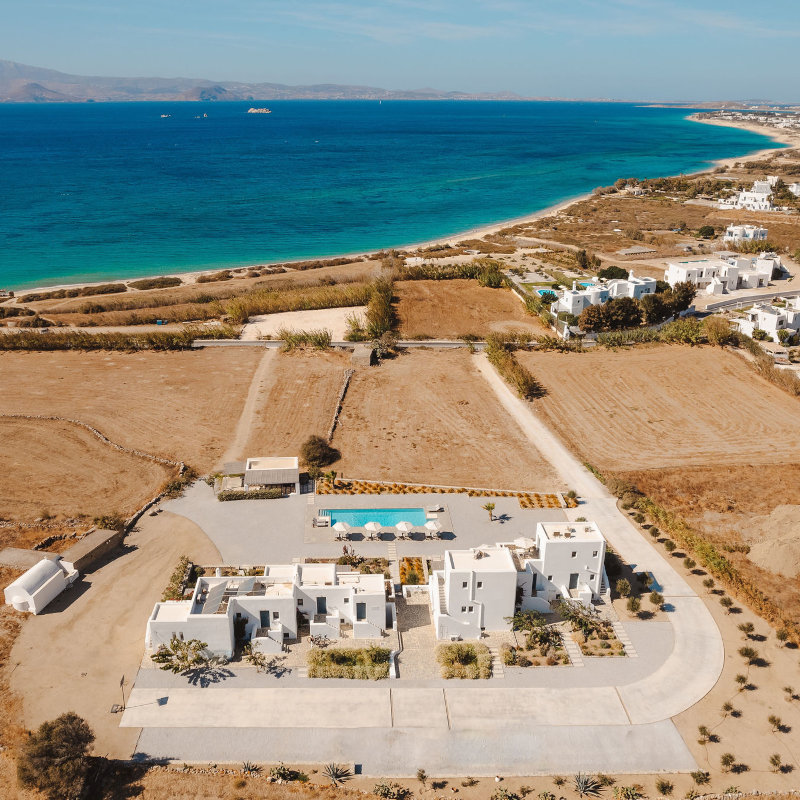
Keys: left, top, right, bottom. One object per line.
{"left": 735, "top": 298, "right": 800, "bottom": 340}
{"left": 665, "top": 254, "right": 776, "bottom": 295}
{"left": 551, "top": 271, "right": 656, "bottom": 316}
{"left": 718, "top": 177, "right": 778, "bottom": 212}
{"left": 146, "top": 563, "right": 389, "bottom": 658}
{"left": 243, "top": 457, "right": 300, "bottom": 495}
{"left": 723, "top": 224, "right": 768, "bottom": 243}
{"left": 430, "top": 522, "right": 607, "bottom": 640}
{"left": 4, "top": 557, "right": 79, "bottom": 614}
{"left": 788, "top": 182, "right": 800, "bottom": 198}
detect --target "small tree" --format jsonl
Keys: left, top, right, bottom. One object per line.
{"left": 152, "top": 636, "right": 210, "bottom": 673}
{"left": 17, "top": 713, "right": 95, "bottom": 800}
{"left": 300, "top": 435, "right": 340, "bottom": 469}
{"left": 720, "top": 596, "right": 734, "bottom": 613}
{"left": 697, "top": 725, "right": 711, "bottom": 744}
{"left": 690, "top": 770, "right": 710, "bottom": 786}
{"left": 738, "top": 646, "right": 758, "bottom": 664}
{"left": 683, "top": 557, "right": 696, "bottom": 570}
{"left": 482, "top": 502, "right": 496, "bottom": 521}
{"left": 615, "top": 578, "right": 631, "bottom": 598}
{"left": 770, "top": 753, "right": 783, "bottom": 773}
{"left": 698, "top": 225, "right": 715, "bottom": 239}
{"left": 737, "top": 622, "right": 755, "bottom": 640}
{"left": 649, "top": 591, "right": 664, "bottom": 610}
{"left": 702, "top": 578, "right": 715, "bottom": 593}
{"left": 416, "top": 768, "right": 428, "bottom": 786}
{"left": 734, "top": 673, "right": 748, "bottom": 691}
{"left": 720, "top": 753, "right": 735, "bottom": 773}
{"left": 768, "top": 714, "right": 783, "bottom": 732}
{"left": 721, "top": 701, "right": 734, "bottom": 718}
{"left": 663, "top": 539, "right": 676, "bottom": 554}
{"left": 776, "top": 628, "right": 790, "bottom": 647}
{"left": 626, "top": 596, "right": 641, "bottom": 616}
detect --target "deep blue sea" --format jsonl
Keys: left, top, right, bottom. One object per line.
{"left": 0, "top": 101, "right": 777, "bottom": 289}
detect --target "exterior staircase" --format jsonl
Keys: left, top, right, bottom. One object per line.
{"left": 611, "top": 619, "right": 638, "bottom": 658}
{"left": 488, "top": 645, "right": 505, "bottom": 678}
{"left": 561, "top": 633, "right": 585, "bottom": 667}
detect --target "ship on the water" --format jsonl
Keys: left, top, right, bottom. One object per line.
{"left": 247, "top": 107, "right": 271, "bottom": 114}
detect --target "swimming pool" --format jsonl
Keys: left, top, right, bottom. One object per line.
{"left": 535, "top": 288, "right": 557, "bottom": 297}
{"left": 579, "top": 281, "right": 596, "bottom": 288}
{"left": 321, "top": 507, "right": 428, "bottom": 527}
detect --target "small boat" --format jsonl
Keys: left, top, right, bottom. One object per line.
{"left": 160, "top": 114, "right": 171, "bottom": 118}
{"left": 247, "top": 107, "right": 272, "bottom": 114}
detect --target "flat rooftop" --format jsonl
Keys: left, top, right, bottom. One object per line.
{"left": 447, "top": 547, "right": 515, "bottom": 573}
{"left": 246, "top": 456, "right": 299, "bottom": 471}
{"left": 153, "top": 601, "right": 191, "bottom": 622}
{"left": 539, "top": 522, "right": 604, "bottom": 543}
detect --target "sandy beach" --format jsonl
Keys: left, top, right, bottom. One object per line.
{"left": 4, "top": 114, "right": 795, "bottom": 297}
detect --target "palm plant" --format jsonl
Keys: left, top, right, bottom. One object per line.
{"left": 573, "top": 773, "right": 603, "bottom": 797}
{"left": 482, "top": 502, "right": 496, "bottom": 521}
{"left": 323, "top": 763, "right": 353, "bottom": 786}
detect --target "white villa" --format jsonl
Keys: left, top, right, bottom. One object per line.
{"left": 551, "top": 271, "right": 657, "bottom": 317}
{"left": 4, "top": 557, "right": 78, "bottom": 614}
{"left": 146, "top": 562, "right": 389, "bottom": 658}
{"left": 735, "top": 298, "right": 800, "bottom": 340}
{"left": 429, "top": 521, "right": 607, "bottom": 640}
{"left": 718, "top": 176, "right": 778, "bottom": 212}
{"left": 664, "top": 253, "right": 779, "bottom": 296}
{"left": 723, "top": 224, "right": 768, "bottom": 243}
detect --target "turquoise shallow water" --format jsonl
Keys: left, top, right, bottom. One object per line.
{"left": 0, "top": 101, "right": 778, "bottom": 289}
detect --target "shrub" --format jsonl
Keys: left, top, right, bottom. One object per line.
{"left": 654, "top": 778, "right": 673, "bottom": 796}
{"left": 437, "top": 642, "right": 492, "bottom": 679}
{"left": 698, "top": 225, "right": 715, "bottom": 239}
{"left": 690, "top": 770, "right": 710, "bottom": 785}
{"left": 615, "top": 578, "right": 631, "bottom": 598}
{"left": 307, "top": 646, "right": 390, "bottom": 680}
{"left": 365, "top": 276, "right": 396, "bottom": 339}
{"left": 129, "top": 276, "right": 183, "bottom": 290}
{"left": 277, "top": 327, "right": 332, "bottom": 350}
{"left": 649, "top": 591, "right": 664, "bottom": 609}
{"left": 492, "top": 789, "right": 520, "bottom": 800}
{"left": 17, "top": 713, "right": 95, "bottom": 800}
{"left": 485, "top": 335, "right": 545, "bottom": 400}
{"left": 152, "top": 636, "right": 210, "bottom": 673}
{"left": 301, "top": 435, "right": 340, "bottom": 468}
{"left": 217, "top": 488, "right": 284, "bottom": 501}
{"left": 373, "top": 781, "right": 411, "bottom": 799}
{"left": 626, "top": 596, "right": 641, "bottom": 615}
{"left": 161, "top": 556, "right": 192, "bottom": 601}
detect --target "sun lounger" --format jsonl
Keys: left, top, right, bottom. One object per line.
{"left": 312, "top": 517, "right": 330, "bottom": 528}
{"left": 427, "top": 504, "right": 444, "bottom": 513}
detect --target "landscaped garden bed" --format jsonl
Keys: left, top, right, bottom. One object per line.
{"left": 315, "top": 478, "right": 566, "bottom": 508}
{"left": 306, "top": 553, "right": 390, "bottom": 577}
{"left": 436, "top": 642, "right": 492, "bottom": 679}
{"left": 553, "top": 598, "right": 627, "bottom": 658}
{"left": 399, "top": 557, "right": 424, "bottom": 585}
{"left": 307, "top": 646, "right": 391, "bottom": 680}
{"left": 505, "top": 610, "right": 570, "bottom": 666}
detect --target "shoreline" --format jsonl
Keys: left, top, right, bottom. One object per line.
{"left": 4, "top": 115, "right": 793, "bottom": 297}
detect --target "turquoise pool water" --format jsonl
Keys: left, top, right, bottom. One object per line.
{"left": 321, "top": 507, "right": 427, "bottom": 527}
{"left": 536, "top": 289, "right": 557, "bottom": 297}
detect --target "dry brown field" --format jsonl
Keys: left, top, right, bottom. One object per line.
{"left": 518, "top": 345, "right": 800, "bottom": 472}
{"left": 0, "top": 418, "right": 174, "bottom": 521}
{"left": 243, "top": 350, "right": 350, "bottom": 457}
{"left": 0, "top": 348, "right": 263, "bottom": 472}
{"left": 333, "top": 349, "right": 564, "bottom": 490}
{"left": 394, "top": 279, "right": 548, "bottom": 339}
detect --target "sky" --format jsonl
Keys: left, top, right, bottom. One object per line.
{"left": 1, "top": 0, "right": 799, "bottom": 101}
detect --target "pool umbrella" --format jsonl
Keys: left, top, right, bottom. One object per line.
{"left": 333, "top": 521, "right": 350, "bottom": 538}
{"left": 365, "top": 521, "right": 382, "bottom": 539}
{"left": 424, "top": 520, "right": 443, "bottom": 537}
{"left": 395, "top": 521, "right": 414, "bottom": 538}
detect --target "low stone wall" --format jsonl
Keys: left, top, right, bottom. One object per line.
{"left": 60, "top": 527, "right": 125, "bottom": 572}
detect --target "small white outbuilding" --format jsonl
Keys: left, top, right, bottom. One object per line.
{"left": 4, "top": 557, "right": 78, "bottom": 614}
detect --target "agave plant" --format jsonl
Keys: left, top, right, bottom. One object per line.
{"left": 323, "top": 762, "right": 353, "bottom": 786}
{"left": 241, "top": 761, "right": 260, "bottom": 775}
{"left": 573, "top": 773, "right": 603, "bottom": 798}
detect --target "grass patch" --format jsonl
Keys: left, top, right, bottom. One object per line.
{"left": 307, "top": 646, "right": 390, "bottom": 680}
{"left": 128, "top": 276, "right": 183, "bottom": 290}
{"left": 20, "top": 283, "right": 127, "bottom": 302}
{"left": 437, "top": 642, "right": 492, "bottom": 679}
{"left": 485, "top": 333, "right": 546, "bottom": 399}
{"left": 276, "top": 327, "right": 332, "bottom": 350}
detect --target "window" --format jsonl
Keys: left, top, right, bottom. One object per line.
{"left": 461, "top": 606, "right": 466, "bottom": 612}
{"left": 297, "top": 599, "right": 303, "bottom": 606}
{"left": 590, "top": 574, "right": 595, "bottom": 581}
{"left": 283, "top": 632, "right": 289, "bottom": 639}
{"left": 547, "top": 575, "right": 552, "bottom": 582}
{"left": 462, "top": 581, "right": 468, "bottom": 589}
{"left": 343, "top": 597, "right": 349, "bottom": 603}
{"left": 592, "top": 550, "right": 598, "bottom": 558}
{"left": 273, "top": 611, "right": 280, "bottom": 620}
{"left": 468, "top": 606, "right": 473, "bottom": 612}
{"left": 477, "top": 581, "right": 483, "bottom": 589}
{"left": 571, "top": 551, "right": 577, "bottom": 558}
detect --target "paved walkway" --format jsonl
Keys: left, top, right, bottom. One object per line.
{"left": 474, "top": 354, "right": 724, "bottom": 725}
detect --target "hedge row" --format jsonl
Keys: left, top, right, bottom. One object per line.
{"left": 217, "top": 488, "right": 284, "bottom": 501}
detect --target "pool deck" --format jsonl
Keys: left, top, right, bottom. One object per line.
{"left": 306, "top": 500, "right": 454, "bottom": 545}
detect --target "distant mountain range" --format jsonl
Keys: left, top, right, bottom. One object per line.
{"left": 0, "top": 60, "right": 539, "bottom": 102}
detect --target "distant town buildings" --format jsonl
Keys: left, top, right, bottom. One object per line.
{"left": 429, "top": 522, "right": 607, "bottom": 640}
{"left": 723, "top": 224, "right": 768, "bottom": 243}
